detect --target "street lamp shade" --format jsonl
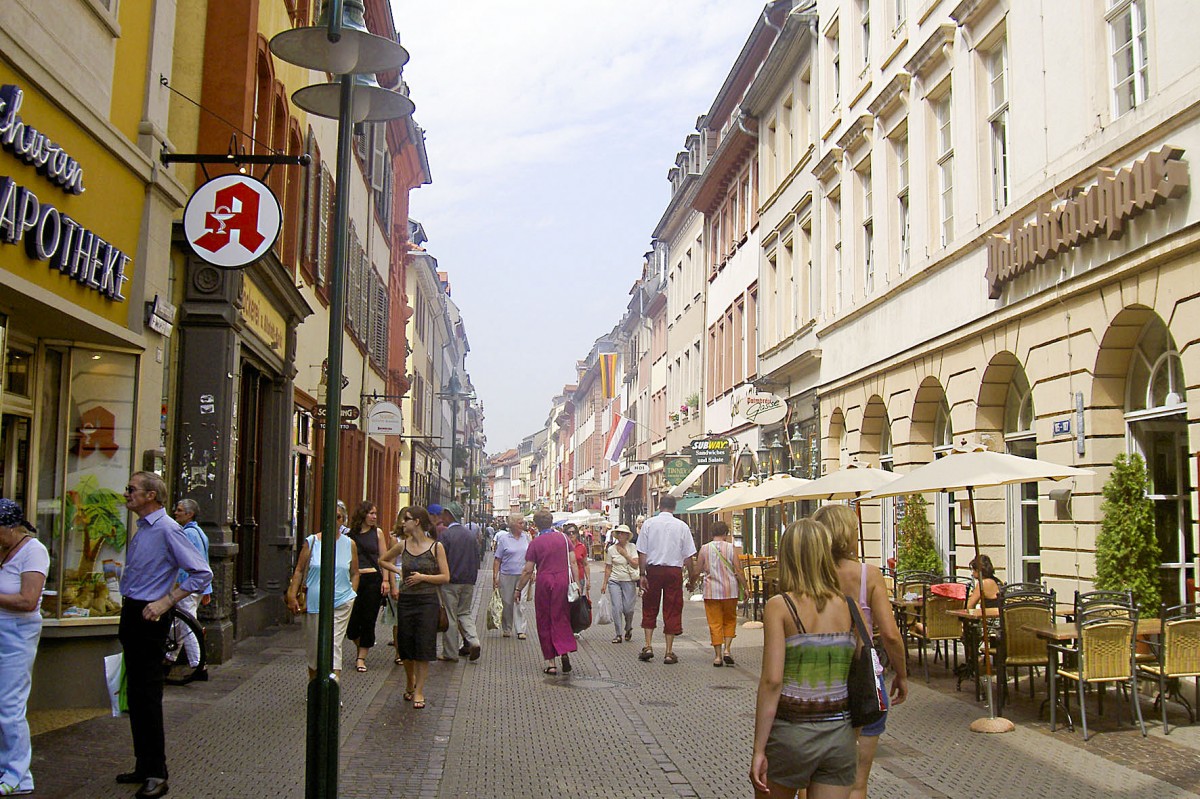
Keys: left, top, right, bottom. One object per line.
{"left": 292, "top": 73, "right": 415, "bottom": 123}
{"left": 269, "top": 0, "right": 409, "bottom": 75}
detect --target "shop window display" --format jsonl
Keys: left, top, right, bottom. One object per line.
{"left": 26, "top": 347, "right": 138, "bottom": 620}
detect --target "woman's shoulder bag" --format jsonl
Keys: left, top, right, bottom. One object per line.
{"left": 845, "top": 596, "right": 886, "bottom": 728}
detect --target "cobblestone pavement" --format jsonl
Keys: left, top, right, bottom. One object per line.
{"left": 28, "top": 558, "right": 1200, "bottom": 798}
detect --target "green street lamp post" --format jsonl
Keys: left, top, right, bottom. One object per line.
{"left": 269, "top": 3, "right": 412, "bottom": 796}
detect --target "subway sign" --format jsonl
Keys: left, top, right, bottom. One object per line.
{"left": 688, "top": 437, "right": 732, "bottom": 465}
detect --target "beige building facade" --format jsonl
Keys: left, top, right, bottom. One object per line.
{"left": 802, "top": 0, "right": 1199, "bottom": 603}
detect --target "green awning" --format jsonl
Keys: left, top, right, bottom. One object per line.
{"left": 674, "top": 494, "right": 712, "bottom": 515}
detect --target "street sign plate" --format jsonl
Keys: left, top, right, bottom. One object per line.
{"left": 315, "top": 405, "right": 360, "bottom": 421}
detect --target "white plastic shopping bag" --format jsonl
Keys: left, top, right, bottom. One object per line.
{"left": 486, "top": 589, "right": 503, "bottom": 630}
{"left": 104, "top": 652, "right": 128, "bottom": 717}
{"left": 596, "top": 593, "right": 612, "bottom": 625}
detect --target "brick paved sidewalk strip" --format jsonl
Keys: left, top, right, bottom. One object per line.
{"left": 27, "top": 556, "right": 1200, "bottom": 799}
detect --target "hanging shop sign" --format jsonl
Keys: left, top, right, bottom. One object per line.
{"left": 144, "top": 294, "right": 176, "bottom": 337}
{"left": 986, "top": 145, "right": 1189, "bottom": 299}
{"left": 731, "top": 390, "right": 787, "bottom": 426}
{"left": 0, "top": 83, "right": 130, "bottom": 302}
{"left": 664, "top": 457, "right": 693, "bottom": 486}
{"left": 627, "top": 461, "right": 650, "bottom": 475}
{"left": 315, "top": 405, "right": 360, "bottom": 422}
{"left": 366, "top": 401, "right": 403, "bottom": 435}
{"left": 183, "top": 173, "right": 281, "bottom": 268}
{"left": 688, "top": 437, "right": 732, "bottom": 465}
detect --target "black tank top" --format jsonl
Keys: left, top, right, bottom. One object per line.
{"left": 349, "top": 527, "right": 380, "bottom": 569}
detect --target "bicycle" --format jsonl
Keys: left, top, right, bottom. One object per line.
{"left": 162, "top": 606, "right": 207, "bottom": 685}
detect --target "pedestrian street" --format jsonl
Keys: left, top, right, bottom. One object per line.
{"left": 22, "top": 557, "right": 1200, "bottom": 799}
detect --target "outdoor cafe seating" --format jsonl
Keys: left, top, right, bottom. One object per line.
{"left": 995, "top": 585, "right": 1055, "bottom": 713}
{"left": 1049, "top": 604, "right": 1148, "bottom": 741}
{"left": 739, "top": 555, "right": 777, "bottom": 621}
{"left": 911, "top": 578, "right": 969, "bottom": 682}
{"left": 1137, "top": 603, "right": 1200, "bottom": 734}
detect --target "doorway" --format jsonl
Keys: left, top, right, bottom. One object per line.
{"left": 234, "top": 364, "right": 270, "bottom": 598}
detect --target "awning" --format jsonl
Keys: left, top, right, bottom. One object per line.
{"left": 608, "top": 473, "right": 643, "bottom": 500}
{"left": 668, "top": 464, "right": 708, "bottom": 497}
{"left": 674, "top": 494, "right": 711, "bottom": 515}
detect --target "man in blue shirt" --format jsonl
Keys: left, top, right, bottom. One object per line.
{"left": 437, "top": 502, "right": 481, "bottom": 662}
{"left": 117, "top": 471, "right": 212, "bottom": 799}
{"left": 171, "top": 498, "right": 212, "bottom": 671}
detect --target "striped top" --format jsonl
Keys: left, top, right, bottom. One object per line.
{"left": 700, "top": 539, "right": 739, "bottom": 600}
{"left": 776, "top": 594, "right": 853, "bottom": 723}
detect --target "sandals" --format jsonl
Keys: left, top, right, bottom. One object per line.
{"left": 517, "top": 633, "right": 527, "bottom": 640}
{"left": 625, "top": 629, "right": 633, "bottom": 641}
{"left": 403, "top": 690, "right": 414, "bottom": 701}
{"left": 638, "top": 647, "right": 654, "bottom": 662}
{"left": 611, "top": 636, "right": 623, "bottom": 644}
{"left": 561, "top": 654, "right": 572, "bottom": 673}
{"left": 355, "top": 658, "right": 368, "bottom": 673}
{"left": 663, "top": 652, "right": 679, "bottom": 665}
{"left": 724, "top": 654, "right": 736, "bottom": 666}
{"left": 543, "top": 665, "right": 558, "bottom": 675}
{"left": 0, "top": 785, "right": 33, "bottom": 796}
{"left": 713, "top": 659, "right": 724, "bottom": 667}
{"left": 412, "top": 699, "right": 426, "bottom": 709}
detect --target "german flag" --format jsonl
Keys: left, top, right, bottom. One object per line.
{"left": 599, "top": 352, "right": 619, "bottom": 399}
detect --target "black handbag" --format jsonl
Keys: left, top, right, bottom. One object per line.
{"left": 845, "top": 596, "right": 885, "bottom": 728}
{"left": 570, "top": 594, "right": 592, "bottom": 633}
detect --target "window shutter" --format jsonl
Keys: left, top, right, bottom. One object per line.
{"left": 317, "top": 166, "right": 333, "bottom": 289}
{"left": 303, "top": 129, "right": 319, "bottom": 272}
{"left": 354, "top": 127, "right": 368, "bottom": 161}
{"left": 370, "top": 124, "right": 386, "bottom": 191}
{"left": 376, "top": 272, "right": 389, "bottom": 368}
{"left": 347, "top": 230, "right": 362, "bottom": 335}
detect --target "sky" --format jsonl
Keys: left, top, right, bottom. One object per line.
{"left": 389, "top": 1, "right": 759, "bottom": 454}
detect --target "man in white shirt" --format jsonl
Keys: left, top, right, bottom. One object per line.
{"left": 635, "top": 495, "right": 697, "bottom": 664}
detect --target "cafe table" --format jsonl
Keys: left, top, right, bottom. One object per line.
{"left": 947, "top": 608, "right": 1000, "bottom": 697}
{"left": 891, "top": 596, "right": 923, "bottom": 646}
{"left": 1023, "top": 617, "right": 1161, "bottom": 731}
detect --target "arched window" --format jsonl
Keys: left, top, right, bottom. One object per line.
{"left": 1004, "top": 371, "right": 1034, "bottom": 436}
{"left": 933, "top": 399, "right": 953, "bottom": 451}
{"left": 1124, "top": 316, "right": 1191, "bottom": 605}
{"left": 1004, "top": 370, "right": 1039, "bottom": 582}
{"left": 1127, "top": 318, "right": 1187, "bottom": 413}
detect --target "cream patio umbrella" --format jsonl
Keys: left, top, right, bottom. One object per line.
{"left": 687, "top": 481, "right": 757, "bottom": 513}
{"left": 863, "top": 441, "right": 1093, "bottom": 733}
{"left": 780, "top": 460, "right": 901, "bottom": 559}
{"left": 707, "top": 473, "right": 812, "bottom": 513}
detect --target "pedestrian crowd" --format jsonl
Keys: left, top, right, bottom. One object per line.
{"left": 0, "top": 474, "right": 913, "bottom": 799}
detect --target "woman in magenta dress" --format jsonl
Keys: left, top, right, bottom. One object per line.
{"left": 515, "top": 509, "right": 579, "bottom": 674}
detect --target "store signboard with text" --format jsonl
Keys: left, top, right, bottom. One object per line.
{"left": 688, "top": 438, "right": 732, "bottom": 465}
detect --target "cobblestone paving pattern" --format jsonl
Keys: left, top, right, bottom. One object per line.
{"left": 27, "top": 555, "right": 1200, "bottom": 798}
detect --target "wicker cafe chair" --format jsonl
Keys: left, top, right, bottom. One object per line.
{"left": 894, "top": 571, "right": 936, "bottom": 656}
{"left": 1003, "top": 581, "right": 1047, "bottom": 595}
{"left": 1050, "top": 608, "right": 1147, "bottom": 741}
{"left": 997, "top": 586, "right": 1055, "bottom": 713}
{"left": 1074, "top": 589, "right": 1135, "bottom": 619}
{"left": 914, "top": 583, "right": 966, "bottom": 682}
{"left": 1138, "top": 603, "right": 1200, "bottom": 734}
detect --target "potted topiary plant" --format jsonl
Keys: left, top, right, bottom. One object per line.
{"left": 895, "top": 493, "right": 942, "bottom": 574}
{"left": 1094, "top": 452, "right": 1161, "bottom": 613}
